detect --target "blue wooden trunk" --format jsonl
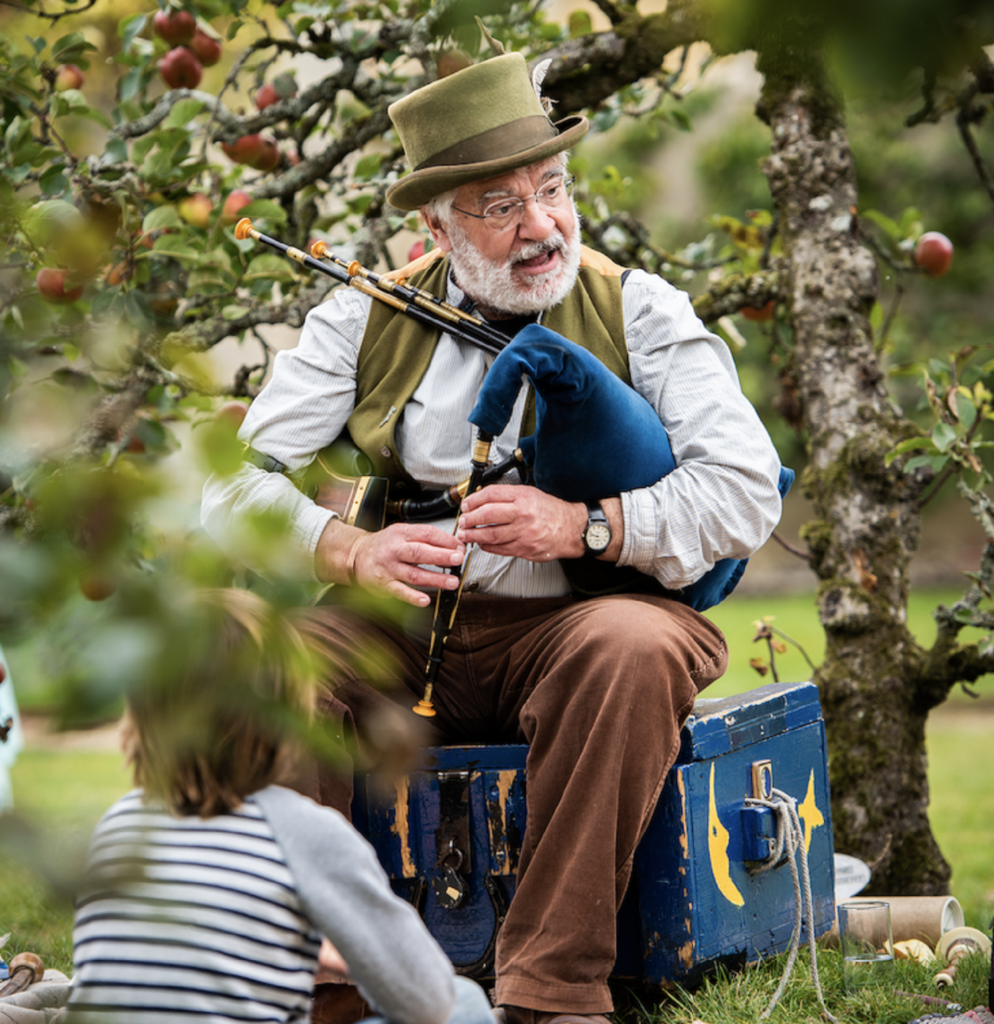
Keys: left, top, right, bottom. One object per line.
{"left": 351, "top": 680, "right": 836, "bottom": 985}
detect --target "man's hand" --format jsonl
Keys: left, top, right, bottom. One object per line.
{"left": 316, "top": 519, "right": 465, "bottom": 608}
{"left": 456, "top": 485, "right": 623, "bottom": 562}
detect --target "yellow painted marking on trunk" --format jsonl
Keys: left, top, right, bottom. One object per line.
{"left": 798, "top": 769, "right": 825, "bottom": 852}
{"left": 676, "top": 771, "right": 689, "bottom": 860}
{"left": 486, "top": 769, "right": 514, "bottom": 873}
{"left": 389, "top": 775, "right": 416, "bottom": 878}
{"left": 708, "top": 763, "right": 745, "bottom": 907}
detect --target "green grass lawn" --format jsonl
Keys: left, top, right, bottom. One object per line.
{"left": 705, "top": 585, "right": 992, "bottom": 700}
{"left": 2, "top": 587, "right": 993, "bottom": 1020}
{"left": 2, "top": 745, "right": 129, "bottom": 976}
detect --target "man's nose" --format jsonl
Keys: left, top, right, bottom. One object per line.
{"left": 515, "top": 195, "right": 557, "bottom": 238}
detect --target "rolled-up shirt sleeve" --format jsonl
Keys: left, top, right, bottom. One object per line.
{"left": 619, "top": 270, "right": 784, "bottom": 590}
{"left": 201, "top": 288, "right": 371, "bottom": 579}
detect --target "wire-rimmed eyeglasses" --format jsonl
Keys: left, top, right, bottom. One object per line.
{"left": 452, "top": 175, "right": 575, "bottom": 231}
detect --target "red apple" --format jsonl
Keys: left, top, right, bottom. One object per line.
{"left": 221, "top": 189, "right": 252, "bottom": 225}
{"left": 153, "top": 8, "right": 196, "bottom": 45}
{"left": 121, "top": 428, "right": 145, "bottom": 454}
{"left": 54, "top": 63, "right": 84, "bottom": 91}
{"left": 252, "top": 138, "right": 281, "bottom": 172}
{"left": 79, "top": 569, "right": 116, "bottom": 602}
{"left": 36, "top": 267, "right": 83, "bottom": 304}
{"left": 178, "top": 192, "right": 212, "bottom": 228}
{"left": 741, "top": 299, "right": 775, "bottom": 322}
{"left": 216, "top": 400, "right": 250, "bottom": 429}
{"left": 255, "top": 82, "right": 279, "bottom": 110}
{"left": 221, "top": 133, "right": 280, "bottom": 171}
{"left": 221, "top": 134, "right": 266, "bottom": 165}
{"left": 189, "top": 26, "right": 222, "bottom": 67}
{"left": 255, "top": 74, "right": 297, "bottom": 110}
{"left": 407, "top": 239, "right": 425, "bottom": 262}
{"left": 437, "top": 49, "right": 472, "bottom": 78}
{"left": 914, "top": 231, "right": 953, "bottom": 278}
{"left": 104, "top": 261, "right": 131, "bottom": 286}
{"left": 159, "top": 46, "right": 203, "bottom": 90}
{"left": 221, "top": 135, "right": 260, "bottom": 164}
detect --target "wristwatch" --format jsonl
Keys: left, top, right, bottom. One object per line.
{"left": 582, "top": 501, "right": 612, "bottom": 557}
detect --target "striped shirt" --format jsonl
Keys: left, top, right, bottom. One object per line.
{"left": 201, "top": 265, "right": 783, "bottom": 594}
{"left": 69, "top": 787, "right": 455, "bottom": 1024}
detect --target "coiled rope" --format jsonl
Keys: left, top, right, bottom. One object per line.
{"left": 745, "top": 787, "right": 839, "bottom": 1023}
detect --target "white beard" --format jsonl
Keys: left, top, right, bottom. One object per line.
{"left": 446, "top": 203, "right": 582, "bottom": 317}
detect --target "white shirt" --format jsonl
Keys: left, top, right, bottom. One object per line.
{"left": 201, "top": 267, "right": 783, "bottom": 597}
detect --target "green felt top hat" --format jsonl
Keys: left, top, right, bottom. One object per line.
{"left": 385, "top": 52, "right": 589, "bottom": 211}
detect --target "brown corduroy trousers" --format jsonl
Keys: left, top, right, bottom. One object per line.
{"left": 294, "top": 592, "right": 728, "bottom": 1016}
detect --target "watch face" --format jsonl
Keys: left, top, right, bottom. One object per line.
{"left": 585, "top": 522, "right": 611, "bottom": 552}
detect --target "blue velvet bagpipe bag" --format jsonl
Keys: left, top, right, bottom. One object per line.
{"left": 468, "top": 323, "right": 794, "bottom": 611}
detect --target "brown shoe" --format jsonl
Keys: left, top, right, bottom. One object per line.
{"left": 500, "top": 1007, "right": 612, "bottom": 1024}
{"left": 541, "top": 1017, "right": 612, "bottom": 1024}
{"left": 310, "top": 982, "right": 371, "bottom": 1024}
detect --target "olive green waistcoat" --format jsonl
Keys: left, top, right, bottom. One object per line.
{"left": 346, "top": 248, "right": 629, "bottom": 487}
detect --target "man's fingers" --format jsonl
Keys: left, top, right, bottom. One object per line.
{"left": 365, "top": 524, "right": 465, "bottom": 567}
{"left": 381, "top": 568, "right": 459, "bottom": 608}
{"left": 461, "top": 483, "right": 518, "bottom": 509}
{"left": 350, "top": 524, "right": 466, "bottom": 607}
{"left": 406, "top": 540, "right": 466, "bottom": 568}
{"left": 400, "top": 522, "right": 464, "bottom": 549}
{"left": 459, "top": 484, "right": 518, "bottom": 519}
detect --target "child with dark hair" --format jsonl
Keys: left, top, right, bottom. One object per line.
{"left": 67, "top": 588, "right": 492, "bottom": 1024}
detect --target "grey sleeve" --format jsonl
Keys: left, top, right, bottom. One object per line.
{"left": 253, "top": 786, "right": 456, "bottom": 1024}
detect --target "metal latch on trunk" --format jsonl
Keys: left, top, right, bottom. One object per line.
{"left": 433, "top": 770, "right": 472, "bottom": 909}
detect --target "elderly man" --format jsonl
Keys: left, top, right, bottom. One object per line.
{"left": 202, "top": 52, "right": 783, "bottom": 1024}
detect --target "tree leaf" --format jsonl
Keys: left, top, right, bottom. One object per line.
{"left": 21, "top": 199, "right": 84, "bottom": 247}
{"left": 956, "top": 393, "right": 978, "bottom": 430}
{"left": 861, "top": 208, "right": 902, "bottom": 240}
{"left": 142, "top": 206, "right": 183, "bottom": 232}
{"left": 884, "top": 437, "right": 934, "bottom": 466}
{"left": 931, "top": 421, "right": 958, "bottom": 453}
{"left": 119, "top": 12, "right": 148, "bottom": 49}
{"left": 241, "top": 199, "right": 287, "bottom": 224}
{"left": 164, "top": 99, "right": 206, "bottom": 129}
{"left": 903, "top": 453, "right": 950, "bottom": 474}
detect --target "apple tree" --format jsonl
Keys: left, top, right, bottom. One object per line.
{"left": 2, "top": 0, "right": 994, "bottom": 895}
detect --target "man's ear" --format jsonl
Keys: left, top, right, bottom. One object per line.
{"left": 422, "top": 207, "right": 453, "bottom": 254}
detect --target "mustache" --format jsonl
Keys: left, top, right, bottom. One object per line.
{"left": 511, "top": 233, "right": 566, "bottom": 265}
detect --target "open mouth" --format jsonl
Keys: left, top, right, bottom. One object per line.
{"left": 514, "top": 247, "right": 559, "bottom": 273}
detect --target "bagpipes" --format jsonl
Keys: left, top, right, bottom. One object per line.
{"left": 234, "top": 220, "right": 794, "bottom": 714}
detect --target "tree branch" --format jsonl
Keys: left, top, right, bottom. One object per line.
{"left": 770, "top": 529, "right": 811, "bottom": 561}
{"left": 921, "top": 487, "right": 994, "bottom": 706}
{"left": 530, "top": 1, "right": 712, "bottom": 115}
{"left": 692, "top": 270, "right": 781, "bottom": 325}
{"left": 957, "top": 95, "right": 994, "bottom": 211}
{"left": 0, "top": 0, "right": 98, "bottom": 18}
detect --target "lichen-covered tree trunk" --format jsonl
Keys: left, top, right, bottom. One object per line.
{"left": 757, "top": 55, "right": 951, "bottom": 893}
